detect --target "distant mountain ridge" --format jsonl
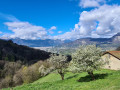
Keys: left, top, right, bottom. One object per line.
{"left": 57, "top": 33, "right": 120, "bottom": 49}
{"left": 11, "top": 38, "right": 71, "bottom": 47}
{"left": 7, "top": 33, "right": 120, "bottom": 49}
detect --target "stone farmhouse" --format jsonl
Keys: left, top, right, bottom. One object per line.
{"left": 102, "top": 51, "right": 120, "bottom": 70}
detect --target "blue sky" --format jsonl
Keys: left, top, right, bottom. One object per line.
{"left": 0, "top": 0, "right": 120, "bottom": 40}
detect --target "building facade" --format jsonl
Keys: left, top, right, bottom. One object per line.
{"left": 102, "top": 51, "right": 120, "bottom": 70}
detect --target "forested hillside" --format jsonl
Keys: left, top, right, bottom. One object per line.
{"left": 0, "top": 39, "right": 51, "bottom": 64}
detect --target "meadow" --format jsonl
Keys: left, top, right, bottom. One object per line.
{"left": 3, "top": 69, "right": 120, "bottom": 90}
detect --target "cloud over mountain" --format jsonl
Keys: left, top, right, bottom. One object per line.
{"left": 79, "top": 0, "right": 106, "bottom": 8}
{"left": 1, "top": 1, "right": 120, "bottom": 40}
{"left": 4, "top": 21, "right": 49, "bottom": 39}
{"left": 55, "top": 5, "right": 120, "bottom": 40}
{"left": 76, "top": 5, "right": 120, "bottom": 38}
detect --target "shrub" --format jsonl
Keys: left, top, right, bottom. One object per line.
{"left": 2, "top": 61, "right": 22, "bottom": 77}
{"left": 0, "top": 61, "right": 22, "bottom": 89}
{"left": 21, "top": 64, "right": 41, "bottom": 83}
{"left": 0, "top": 60, "right": 53, "bottom": 89}
{"left": 13, "top": 70, "right": 23, "bottom": 86}
{"left": 0, "top": 76, "right": 12, "bottom": 89}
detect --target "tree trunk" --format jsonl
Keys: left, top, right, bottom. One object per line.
{"left": 61, "top": 74, "right": 64, "bottom": 80}
{"left": 60, "top": 73, "right": 64, "bottom": 80}
{"left": 88, "top": 71, "right": 95, "bottom": 80}
{"left": 58, "top": 70, "right": 64, "bottom": 80}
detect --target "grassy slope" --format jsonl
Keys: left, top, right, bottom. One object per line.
{"left": 3, "top": 70, "right": 120, "bottom": 90}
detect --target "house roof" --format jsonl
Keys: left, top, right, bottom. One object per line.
{"left": 104, "top": 51, "right": 120, "bottom": 60}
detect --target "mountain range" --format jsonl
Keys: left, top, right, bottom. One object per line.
{"left": 11, "top": 38, "right": 71, "bottom": 47}
{"left": 57, "top": 33, "right": 120, "bottom": 50}
{"left": 9, "top": 33, "right": 120, "bottom": 49}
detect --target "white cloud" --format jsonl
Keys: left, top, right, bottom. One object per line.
{"left": 5, "top": 4, "right": 120, "bottom": 40}
{"left": 2, "top": 4, "right": 120, "bottom": 41}
{"left": 0, "top": 31, "right": 2, "bottom": 34}
{"left": 49, "top": 26, "right": 56, "bottom": 30}
{"left": 78, "top": 5, "right": 120, "bottom": 38}
{"left": 0, "top": 13, "right": 57, "bottom": 40}
{"left": 58, "top": 31, "right": 62, "bottom": 33}
{"left": 0, "top": 13, "right": 19, "bottom": 22}
{"left": 48, "top": 26, "right": 57, "bottom": 34}
{"left": 76, "top": 5, "right": 120, "bottom": 38}
{"left": 53, "top": 31, "right": 76, "bottom": 40}
{"left": 54, "top": 5, "right": 120, "bottom": 40}
{"left": 80, "top": 0, "right": 106, "bottom": 8}
{"left": 4, "top": 21, "right": 48, "bottom": 39}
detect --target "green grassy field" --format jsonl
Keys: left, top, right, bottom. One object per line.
{"left": 3, "top": 69, "right": 120, "bottom": 90}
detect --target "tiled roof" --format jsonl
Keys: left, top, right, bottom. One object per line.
{"left": 104, "top": 51, "right": 120, "bottom": 60}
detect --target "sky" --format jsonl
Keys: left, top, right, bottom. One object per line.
{"left": 0, "top": 0, "right": 120, "bottom": 40}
